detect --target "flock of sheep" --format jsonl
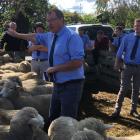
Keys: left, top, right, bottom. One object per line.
{"left": 0, "top": 54, "right": 139, "bottom": 140}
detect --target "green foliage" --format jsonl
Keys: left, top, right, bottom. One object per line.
{"left": 63, "top": 11, "right": 83, "bottom": 24}
{"left": 0, "top": 0, "right": 49, "bottom": 32}
{"left": 81, "top": 14, "right": 97, "bottom": 24}
{"left": 95, "top": 0, "right": 140, "bottom": 28}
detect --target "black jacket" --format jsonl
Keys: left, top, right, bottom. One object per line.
{"left": 0, "top": 32, "right": 28, "bottom": 51}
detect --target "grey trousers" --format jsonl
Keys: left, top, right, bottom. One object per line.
{"left": 115, "top": 64, "right": 140, "bottom": 112}
{"left": 31, "top": 60, "right": 49, "bottom": 79}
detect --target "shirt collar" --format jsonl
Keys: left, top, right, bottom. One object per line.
{"left": 53, "top": 25, "right": 66, "bottom": 37}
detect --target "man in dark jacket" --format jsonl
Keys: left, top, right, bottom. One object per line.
{"left": 0, "top": 22, "right": 28, "bottom": 61}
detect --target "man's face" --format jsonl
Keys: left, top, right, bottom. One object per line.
{"left": 78, "top": 30, "right": 84, "bottom": 36}
{"left": 134, "top": 21, "right": 140, "bottom": 34}
{"left": 47, "top": 12, "right": 63, "bottom": 33}
{"left": 115, "top": 29, "right": 122, "bottom": 36}
{"left": 10, "top": 23, "right": 17, "bottom": 31}
{"left": 35, "top": 27, "right": 44, "bottom": 33}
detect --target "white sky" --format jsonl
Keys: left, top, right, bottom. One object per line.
{"left": 49, "top": 0, "right": 96, "bottom": 14}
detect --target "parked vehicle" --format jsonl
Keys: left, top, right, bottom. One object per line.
{"left": 67, "top": 24, "right": 113, "bottom": 40}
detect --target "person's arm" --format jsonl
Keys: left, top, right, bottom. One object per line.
{"left": 114, "top": 37, "right": 126, "bottom": 70}
{"left": 7, "top": 29, "right": 36, "bottom": 42}
{"left": 28, "top": 45, "right": 48, "bottom": 52}
{"left": 47, "top": 60, "right": 83, "bottom": 73}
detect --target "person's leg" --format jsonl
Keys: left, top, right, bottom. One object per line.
{"left": 112, "top": 65, "right": 132, "bottom": 117}
{"left": 92, "top": 48, "right": 99, "bottom": 65}
{"left": 49, "top": 84, "right": 61, "bottom": 122}
{"left": 131, "top": 66, "right": 140, "bottom": 113}
{"left": 60, "top": 80, "right": 84, "bottom": 119}
{"left": 31, "top": 60, "right": 40, "bottom": 77}
{"left": 39, "top": 61, "right": 49, "bottom": 79}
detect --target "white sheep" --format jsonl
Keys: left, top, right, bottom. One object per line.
{"left": 0, "top": 54, "right": 13, "bottom": 64}
{"left": 0, "top": 60, "right": 31, "bottom": 73}
{"left": 0, "top": 98, "right": 15, "bottom": 110}
{"left": 1, "top": 72, "right": 24, "bottom": 80}
{"left": 0, "top": 109, "right": 18, "bottom": 125}
{"left": 71, "top": 129, "right": 104, "bottom": 140}
{"left": 0, "top": 80, "right": 51, "bottom": 121}
{"left": 48, "top": 116, "right": 79, "bottom": 140}
{"left": 0, "top": 63, "right": 19, "bottom": 72}
{"left": 0, "top": 107, "right": 49, "bottom": 140}
{"left": 18, "top": 61, "right": 31, "bottom": 73}
{"left": 78, "top": 117, "right": 113, "bottom": 139}
{"left": 19, "top": 72, "right": 38, "bottom": 81}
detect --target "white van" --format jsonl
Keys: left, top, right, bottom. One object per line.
{"left": 66, "top": 24, "right": 93, "bottom": 33}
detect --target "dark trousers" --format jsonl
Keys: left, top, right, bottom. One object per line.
{"left": 49, "top": 79, "right": 84, "bottom": 123}
{"left": 92, "top": 48, "right": 99, "bottom": 65}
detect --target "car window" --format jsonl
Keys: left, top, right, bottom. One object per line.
{"left": 82, "top": 26, "right": 113, "bottom": 40}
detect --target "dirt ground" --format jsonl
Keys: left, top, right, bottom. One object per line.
{"left": 79, "top": 79, "right": 140, "bottom": 137}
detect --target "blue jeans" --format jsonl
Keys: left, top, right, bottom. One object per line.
{"left": 49, "top": 79, "right": 84, "bottom": 122}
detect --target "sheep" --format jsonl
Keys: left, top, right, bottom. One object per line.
{"left": 0, "top": 60, "right": 31, "bottom": 73}
{"left": 48, "top": 116, "right": 79, "bottom": 140}
{"left": 0, "top": 98, "right": 15, "bottom": 110}
{"left": 0, "top": 63, "right": 19, "bottom": 72}
{"left": 71, "top": 129, "right": 104, "bottom": 140}
{"left": 0, "top": 76, "right": 22, "bottom": 87}
{"left": 1, "top": 72, "right": 24, "bottom": 80}
{"left": 0, "top": 109, "right": 18, "bottom": 125}
{"left": 19, "top": 72, "right": 38, "bottom": 81}
{"left": 0, "top": 80, "right": 51, "bottom": 121}
{"left": 0, "top": 54, "right": 13, "bottom": 64}
{"left": 78, "top": 117, "right": 113, "bottom": 139}
{"left": 18, "top": 61, "right": 31, "bottom": 73}
{"left": 0, "top": 107, "right": 49, "bottom": 140}
{"left": 23, "top": 83, "right": 53, "bottom": 96}
{"left": 22, "top": 78, "right": 49, "bottom": 86}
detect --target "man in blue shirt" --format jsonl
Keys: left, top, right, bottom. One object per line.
{"left": 28, "top": 22, "right": 48, "bottom": 79}
{"left": 8, "top": 8, "right": 85, "bottom": 127}
{"left": 111, "top": 19, "right": 140, "bottom": 118}
{"left": 78, "top": 27, "right": 91, "bottom": 58}
{"left": 110, "top": 26, "right": 125, "bottom": 53}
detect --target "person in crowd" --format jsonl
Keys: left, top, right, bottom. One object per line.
{"left": 92, "top": 30, "right": 110, "bottom": 65}
{"left": 110, "top": 26, "right": 126, "bottom": 53}
{"left": 28, "top": 22, "right": 49, "bottom": 79}
{"left": 78, "top": 27, "right": 91, "bottom": 58}
{"left": 111, "top": 19, "right": 140, "bottom": 118}
{"left": 8, "top": 8, "right": 85, "bottom": 128}
{"left": 0, "top": 22, "right": 28, "bottom": 61}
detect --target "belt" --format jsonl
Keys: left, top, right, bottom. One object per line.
{"left": 55, "top": 79, "right": 84, "bottom": 85}
{"left": 32, "top": 58, "right": 48, "bottom": 62}
{"left": 125, "top": 63, "right": 140, "bottom": 67}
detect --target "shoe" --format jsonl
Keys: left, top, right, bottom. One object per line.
{"left": 130, "top": 110, "right": 139, "bottom": 116}
{"left": 110, "top": 110, "right": 120, "bottom": 119}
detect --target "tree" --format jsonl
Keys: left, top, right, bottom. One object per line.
{"left": 0, "top": 0, "right": 49, "bottom": 32}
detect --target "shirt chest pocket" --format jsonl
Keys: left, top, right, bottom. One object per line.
{"left": 54, "top": 44, "right": 70, "bottom": 60}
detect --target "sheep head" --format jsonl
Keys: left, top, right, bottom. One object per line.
{"left": 9, "top": 107, "right": 45, "bottom": 140}
{"left": 48, "top": 116, "right": 79, "bottom": 140}
{"left": 78, "top": 117, "right": 113, "bottom": 139}
{"left": 0, "top": 79, "right": 20, "bottom": 99}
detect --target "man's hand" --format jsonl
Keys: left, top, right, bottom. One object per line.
{"left": 114, "top": 57, "right": 123, "bottom": 71}
{"left": 47, "top": 67, "right": 57, "bottom": 74}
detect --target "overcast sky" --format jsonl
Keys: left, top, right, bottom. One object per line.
{"left": 49, "top": 0, "right": 96, "bottom": 14}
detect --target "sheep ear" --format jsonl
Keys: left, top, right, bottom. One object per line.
{"left": 104, "top": 124, "right": 114, "bottom": 130}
